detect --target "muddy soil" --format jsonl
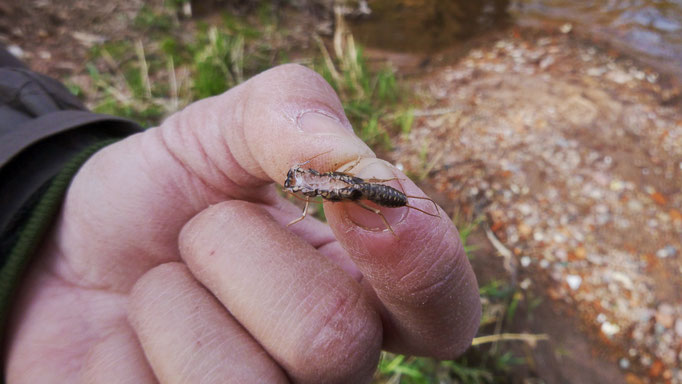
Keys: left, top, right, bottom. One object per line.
{"left": 0, "top": 0, "right": 152, "bottom": 77}
{"left": 464, "top": 228, "right": 628, "bottom": 384}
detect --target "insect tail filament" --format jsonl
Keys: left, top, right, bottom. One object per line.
{"left": 405, "top": 195, "right": 440, "bottom": 217}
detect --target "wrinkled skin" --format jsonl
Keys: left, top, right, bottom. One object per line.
{"left": 4, "top": 64, "right": 481, "bottom": 384}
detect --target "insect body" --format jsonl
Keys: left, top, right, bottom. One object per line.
{"left": 283, "top": 155, "right": 439, "bottom": 235}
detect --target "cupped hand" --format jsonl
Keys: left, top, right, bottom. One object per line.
{"left": 5, "top": 64, "right": 480, "bottom": 383}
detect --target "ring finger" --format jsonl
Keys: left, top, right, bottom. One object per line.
{"left": 128, "top": 262, "right": 288, "bottom": 383}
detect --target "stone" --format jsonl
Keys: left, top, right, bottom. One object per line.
{"left": 602, "top": 321, "right": 621, "bottom": 337}
{"left": 566, "top": 275, "right": 582, "bottom": 290}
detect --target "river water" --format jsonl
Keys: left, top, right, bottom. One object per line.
{"left": 513, "top": 0, "right": 682, "bottom": 77}
{"left": 348, "top": 0, "right": 682, "bottom": 78}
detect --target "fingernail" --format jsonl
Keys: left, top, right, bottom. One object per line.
{"left": 342, "top": 159, "right": 408, "bottom": 233}
{"left": 298, "top": 111, "right": 355, "bottom": 137}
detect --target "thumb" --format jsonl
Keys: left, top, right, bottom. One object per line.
{"left": 324, "top": 158, "right": 482, "bottom": 358}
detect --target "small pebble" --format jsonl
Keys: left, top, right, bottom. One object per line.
{"left": 656, "top": 304, "right": 675, "bottom": 328}
{"left": 656, "top": 246, "right": 674, "bottom": 258}
{"left": 602, "top": 321, "right": 621, "bottom": 337}
{"left": 7, "top": 45, "right": 24, "bottom": 59}
{"left": 520, "top": 278, "right": 532, "bottom": 289}
{"left": 520, "top": 256, "right": 531, "bottom": 267}
{"left": 665, "top": 245, "right": 678, "bottom": 257}
{"left": 610, "top": 180, "right": 625, "bottom": 191}
{"left": 641, "top": 355, "right": 652, "bottom": 366}
{"left": 627, "top": 200, "right": 643, "bottom": 212}
{"left": 566, "top": 275, "right": 582, "bottom": 290}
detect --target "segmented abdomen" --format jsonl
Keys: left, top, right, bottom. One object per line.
{"left": 322, "top": 187, "right": 362, "bottom": 202}
{"left": 360, "top": 183, "right": 407, "bottom": 207}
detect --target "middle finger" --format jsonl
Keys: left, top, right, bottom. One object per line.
{"left": 179, "top": 200, "right": 382, "bottom": 383}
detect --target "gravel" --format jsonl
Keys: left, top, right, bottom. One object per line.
{"left": 396, "top": 32, "right": 682, "bottom": 382}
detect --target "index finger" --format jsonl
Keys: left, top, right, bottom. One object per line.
{"left": 55, "top": 64, "right": 374, "bottom": 291}
{"left": 178, "top": 63, "right": 376, "bottom": 185}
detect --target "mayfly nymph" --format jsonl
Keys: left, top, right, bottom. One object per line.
{"left": 283, "top": 153, "right": 439, "bottom": 235}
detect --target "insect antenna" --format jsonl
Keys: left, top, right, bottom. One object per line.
{"left": 297, "top": 149, "right": 333, "bottom": 167}
{"left": 405, "top": 195, "right": 440, "bottom": 217}
{"left": 285, "top": 192, "right": 324, "bottom": 228}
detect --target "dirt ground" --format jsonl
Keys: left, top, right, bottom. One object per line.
{"left": 391, "top": 29, "right": 682, "bottom": 383}
{"left": 2, "top": 1, "right": 682, "bottom": 383}
{"left": 0, "top": 0, "right": 151, "bottom": 77}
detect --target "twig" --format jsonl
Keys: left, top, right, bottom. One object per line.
{"left": 313, "top": 34, "right": 342, "bottom": 84}
{"left": 484, "top": 222, "right": 517, "bottom": 285}
{"left": 332, "top": 5, "right": 347, "bottom": 60}
{"left": 472, "top": 333, "right": 549, "bottom": 347}
{"left": 387, "top": 373, "right": 401, "bottom": 384}
{"left": 413, "top": 106, "right": 463, "bottom": 117}
{"left": 232, "top": 35, "right": 244, "bottom": 84}
{"left": 100, "top": 49, "right": 121, "bottom": 75}
{"left": 419, "top": 149, "right": 444, "bottom": 181}
{"left": 386, "top": 106, "right": 463, "bottom": 120}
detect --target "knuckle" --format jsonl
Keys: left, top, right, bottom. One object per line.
{"left": 253, "top": 63, "right": 337, "bottom": 98}
{"left": 269, "top": 63, "right": 325, "bottom": 83}
{"left": 292, "top": 290, "right": 381, "bottom": 383}
{"left": 178, "top": 201, "right": 264, "bottom": 261}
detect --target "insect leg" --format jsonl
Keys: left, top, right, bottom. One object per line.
{"left": 286, "top": 191, "right": 323, "bottom": 204}
{"left": 405, "top": 195, "right": 440, "bottom": 217}
{"left": 355, "top": 201, "right": 397, "bottom": 236}
{"left": 287, "top": 198, "right": 310, "bottom": 227}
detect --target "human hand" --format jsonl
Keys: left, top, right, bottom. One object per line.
{"left": 5, "top": 64, "right": 481, "bottom": 383}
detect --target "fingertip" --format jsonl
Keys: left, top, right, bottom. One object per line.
{"left": 325, "top": 158, "right": 444, "bottom": 241}
{"left": 323, "top": 161, "right": 481, "bottom": 357}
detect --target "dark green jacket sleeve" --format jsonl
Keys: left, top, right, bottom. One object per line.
{"left": 0, "top": 65, "right": 143, "bottom": 369}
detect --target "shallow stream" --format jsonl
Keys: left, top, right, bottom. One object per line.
{"left": 349, "top": 0, "right": 682, "bottom": 77}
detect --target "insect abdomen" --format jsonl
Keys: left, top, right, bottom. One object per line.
{"left": 321, "top": 187, "right": 362, "bottom": 202}
{"left": 361, "top": 184, "right": 407, "bottom": 207}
